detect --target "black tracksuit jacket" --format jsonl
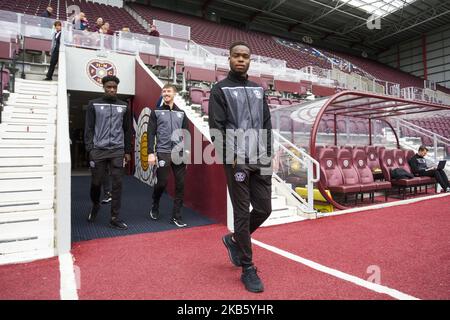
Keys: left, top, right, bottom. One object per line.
{"left": 208, "top": 71, "right": 273, "bottom": 165}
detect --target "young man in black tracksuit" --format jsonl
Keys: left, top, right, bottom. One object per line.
{"left": 408, "top": 145, "right": 449, "bottom": 192}
{"left": 147, "top": 84, "right": 190, "bottom": 227}
{"left": 208, "top": 41, "right": 273, "bottom": 293}
{"left": 84, "top": 75, "right": 132, "bottom": 230}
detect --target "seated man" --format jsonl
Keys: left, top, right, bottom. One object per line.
{"left": 408, "top": 145, "right": 450, "bottom": 192}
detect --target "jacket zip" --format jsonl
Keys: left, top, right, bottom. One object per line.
{"left": 243, "top": 83, "right": 260, "bottom": 160}
{"left": 243, "top": 83, "right": 255, "bottom": 128}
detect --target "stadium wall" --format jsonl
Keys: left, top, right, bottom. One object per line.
{"left": 378, "top": 25, "right": 450, "bottom": 91}
{"left": 132, "top": 56, "right": 228, "bottom": 224}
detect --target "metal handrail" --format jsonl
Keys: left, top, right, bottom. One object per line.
{"left": 273, "top": 130, "right": 319, "bottom": 213}
{"left": 272, "top": 172, "right": 309, "bottom": 208}
{"left": 274, "top": 130, "right": 320, "bottom": 182}
{"left": 396, "top": 118, "right": 450, "bottom": 144}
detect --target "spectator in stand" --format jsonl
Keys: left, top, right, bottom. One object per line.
{"left": 73, "top": 12, "right": 89, "bottom": 31}
{"left": 121, "top": 27, "right": 130, "bottom": 32}
{"left": 92, "top": 17, "right": 104, "bottom": 33}
{"left": 40, "top": 6, "right": 54, "bottom": 28}
{"left": 101, "top": 22, "right": 114, "bottom": 36}
{"left": 149, "top": 24, "right": 160, "bottom": 37}
{"left": 40, "top": 6, "right": 53, "bottom": 18}
{"left": 148, "top": 24, "right": 160, "bottom": 61}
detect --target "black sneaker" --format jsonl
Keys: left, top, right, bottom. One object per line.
{"left": 109, "top": 218, "right": 128, "bottom": 230}
{"left": 170, "top": 217, "right": 187, "bottom": 228}
{"left": 101, "top": 192, "right": 112, "bottom": 204}
{"left": 222, "top": 233, "right": 242, "bottom": 267}
{"left": 241, "top": 266, "right": 264, "bottom": 293}
{"left": 149, "top": 204, "right": 159, "bottom": 220}
{"left": 87, "top": 203, "right": 100, "bottom": 222}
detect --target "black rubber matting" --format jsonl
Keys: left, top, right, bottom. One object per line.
{"left": 71, "top": 175, "right": 216, "bottom": 242}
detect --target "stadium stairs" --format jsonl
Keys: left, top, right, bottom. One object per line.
{"left": 0, "top": 78, "right": 58, "bottom": 264}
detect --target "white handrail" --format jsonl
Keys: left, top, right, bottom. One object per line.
{"left": 274, "top": 131, "right": 320, "bottom": 182}
{"left": 273, "top": 130, "right": 319, "bottom": 213}
{"left": 397, "top": 118, "right": 450, "bottom": 144}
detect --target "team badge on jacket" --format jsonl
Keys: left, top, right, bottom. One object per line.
{"left": 234, "top": 171, "right": 246, "bottom": 182}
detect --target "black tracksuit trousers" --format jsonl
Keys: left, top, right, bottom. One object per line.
{"left": 152, "top": 152, "right": 186, "bottom": 219}
{"left": 90, "top": 156, "right": 124, "bottom": 218}
{"left": 418, "top": 169, "right": 449, "bottom": 190}
{"left": 224, "top": 164, "right": 272, "bottom": 269}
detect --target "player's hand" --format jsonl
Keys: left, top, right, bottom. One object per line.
{"left": 148, "top": 153, "right": 157, "bottom": 166}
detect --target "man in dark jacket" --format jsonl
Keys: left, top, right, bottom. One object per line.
{"left": 148, "top": 24, "right": 160, "bottom": 61}
{"left": 147, "top": 84, "right": 190, "bottom": 228}
{"left": 40, "top": 6, "right": 53, "bottom": 18}
{"left": 44, "top": 21, "right": 61, "bottom": 81}
{"left": 84, "top": 75, "right": 132, "bottom": 230}
{"left": 408, "top": 145, "right": 449, "bottom": 192}
{"left": 40, "top": 6, "right": 54, "bottom": 28}
{"left": 208, "top": 41, "right": 273, "bottom": 293}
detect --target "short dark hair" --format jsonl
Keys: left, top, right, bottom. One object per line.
{"left": 54, "top": 20, "right": 62, "bottom": 27}
{"left": 418, "top": 145, "right": 428, "bottom": 152}
{"left": 162, "top": 83, "right": 177, "bottom": 92}
{"left": 229, "top": 41, "right": 251, "bottom": 55}
{"left": 102, "top": 75, "right": 120, "bottom": 85}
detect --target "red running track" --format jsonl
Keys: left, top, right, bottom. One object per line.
{"left": 1, "top": 195, "right": 449, "bottom": 299}
{"left": 0, "top": 257, "right": 60, "bottom": 300}
{"left": 71, "top": 225, "right": 391, "bottom": 300}
{"left": 254, "top": 195, "right": 450, "bottom": 300}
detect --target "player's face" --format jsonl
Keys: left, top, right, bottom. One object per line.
{"left": 419, "top": 150, "right": 427, "bottom": 157}
{"left": 104, "top": 81, "right": 118, "bottom": 98}
{"left": 229, "top": 45, "right": 250, "bottom": 75}
{"left": 162, "top": 87, "right": 175, "bottom": 104}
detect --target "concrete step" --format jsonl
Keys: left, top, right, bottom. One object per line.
{"left": 269, "top": 205, "right": 298, "bottom": 219}
{"left": 261, "top": 214, "right": 307, "bottom": 227}
{"left": 5, "top": 100, "right": 57, "bottom": 109}
{"left": 271, "top": 195, "right": 287, "bottom": 210}
{"left": 0, "top": 108, "right": 56, "bottom": 125}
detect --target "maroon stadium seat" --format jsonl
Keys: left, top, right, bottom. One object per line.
{"left": 353, "top": 149, "right": 391, "bottom": 200}
{"left": 380, "top": 149, "right": 434, "bottom": 198}
{"left": 337, "top": 148, "right": 378, "bottom": 194}
{"left": 394, "top": 149, "right": 434, "bottom": 184}
{"left": 189, "top": 87, "right": 205, "bottom": 105}
{"left": 280, "top": 98, "right": 292, "bottom": 105}
{"left": 268, "top": 97, "right": 281, "bottom": 105}
{"left": 318, "top": 148, "right": 360, "bottom": 198}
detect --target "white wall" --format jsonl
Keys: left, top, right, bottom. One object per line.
{"left": 87, "top": 0, "right": 123, "bottom": 8}
{"left": 378, "top": 26, "right": 450, "bottom": 89}
{"left": 65, "top": 46, "right": 135, "bottom": 95}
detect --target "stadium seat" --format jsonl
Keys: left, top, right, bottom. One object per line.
{"left": 189, "top": 87, "right": 205, "bottom": 105}
{"left": 318, "top": 148, "right": 360, "bottom": 202}
{"left": 352, "top": 149, "right": 391, "bottom": 201}
{"left": 379, "top": 149, "right": 434, "bottom": 198}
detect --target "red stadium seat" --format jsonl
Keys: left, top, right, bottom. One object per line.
{"left": 189, "top": 87, "right": 205, "bottom": 105}
{"left": 318, "top": 148, "right": 360, "bottom": 200}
